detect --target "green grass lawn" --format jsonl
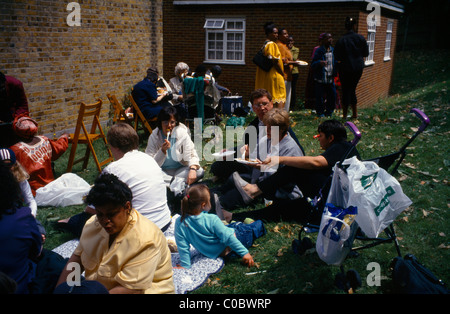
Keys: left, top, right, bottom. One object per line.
{"left": 38, "top": 49, "right": 449, "bottom": 294}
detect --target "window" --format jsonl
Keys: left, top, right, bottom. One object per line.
{"left": 384, "top": 21, "right": 393, "bottom": 61}
{"left": 365, "top": 20, "right": 376, "bottom": 66}
{"left": 204, "top": 18, "right": 245, "bottom": 64}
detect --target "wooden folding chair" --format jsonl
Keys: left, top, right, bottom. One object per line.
{"left": 128, "top": 94, "right": 157, "bottom": 135}
{"left": 66, "top": 99, "right": 114, "bottom": 173}
{"left": 106, "top": 93, "right": 133, "bottom": 125}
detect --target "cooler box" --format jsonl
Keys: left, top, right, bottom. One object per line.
{"left": 221, "top": 96, "right": 243, "bottom": 116}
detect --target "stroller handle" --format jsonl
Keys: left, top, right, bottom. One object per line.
{"left": 410, "top": 108, "right": 430, "bottom": 132}
{"left": 344, "top": 121, "right": 362, "bottom": 146}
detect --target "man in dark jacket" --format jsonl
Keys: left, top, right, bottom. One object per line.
{"left": 334, "top": 17, "right": 369, "bottom": 119}
{"left": 312, "top": 33, "right": 337, "bottom": 118}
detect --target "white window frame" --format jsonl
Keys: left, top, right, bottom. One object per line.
{"left": 204, "top": 17, "right": 246, "bottom": 65}
{"left": 384, "top": 20, "right": 393, "bottom": 61}
{"left": 365, "top": 20, "right": 376, "bottom": 66}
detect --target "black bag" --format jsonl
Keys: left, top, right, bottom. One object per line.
{"left": 391, "top": 254, "right": 448, "bottom": 294}
{"left": 253, "top": 42, "right": 273, "bottom": 72}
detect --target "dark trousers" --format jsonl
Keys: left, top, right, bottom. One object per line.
{"left": 232, "top": 166, "right": 330, "bottom": 224}
{"left": 314, "top": 82, "right": 336, "bottom": 116}
{"left": 290, "top": 73, "right": 299, "bottom": 109}
{"left": 339, "top": 69, "right": 363, "bottom": 118}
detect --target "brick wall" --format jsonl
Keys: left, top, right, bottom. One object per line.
{"left": 356, "top": 10, "right": 398, "bottom": 109}
{"left": 0, "top": 0, "right": 163, "bottom": 135}
{"left": 163, "top": 2, "right": 400, "bottom": 110}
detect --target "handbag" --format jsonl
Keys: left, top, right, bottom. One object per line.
{"left": 253, "top": 41, "right": 273, "bottom": 72}
{"left": 391, "top": 254, "right": 448, "bottom": 294}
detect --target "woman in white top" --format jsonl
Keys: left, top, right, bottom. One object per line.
{"left": 145, "top": 106, "right": 204, "bottom": 188}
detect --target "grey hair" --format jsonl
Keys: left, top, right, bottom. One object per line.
{"left": 174, "top": 62, "right": 189, "bottom": 75}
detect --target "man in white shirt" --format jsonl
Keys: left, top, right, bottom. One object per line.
{"left": 105, "top": 123, "right": 171, "bottom": 231}
{"left": 58, "top": 123, "right": 172, "bottom": 237}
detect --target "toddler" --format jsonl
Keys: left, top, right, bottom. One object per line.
{"left": 174, "top": 184, "right": 255, "bottom": 269}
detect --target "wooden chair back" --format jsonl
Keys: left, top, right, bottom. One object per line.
{"left": 66, "top": 99, "right": 114, "bottom": 173}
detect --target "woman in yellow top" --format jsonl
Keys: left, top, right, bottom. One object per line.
{"left": 56, "top": 173, "right": 175, "bottom": 294}
{"left": 255, "top": 22, "right": 286, "bottom": 109}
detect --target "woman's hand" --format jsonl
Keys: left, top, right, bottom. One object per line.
{"left": 161, "top": 139, "right": 170, "bottom": 154}
{"left": 187, "top": 168, "right": 197, "bottom": 185}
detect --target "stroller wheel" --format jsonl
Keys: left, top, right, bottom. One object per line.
{"left": 334, "top": 272, "right": 348, "bottom": 291}
{"left": 346, "top": 269, "right": 362, "bottom": 290}
{"left": 292, "top": 237, "right": 314, "bottom": 255}
{"left": 301, "top": 237, "right": 314, "bottom": 250}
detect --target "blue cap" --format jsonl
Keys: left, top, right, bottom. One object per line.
{"left": 0, "top": 148, "right": 16, "bottom": 165}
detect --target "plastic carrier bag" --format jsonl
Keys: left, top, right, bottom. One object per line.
{"left": 344, "top": 156, "right": 412, "bottom": 238}
{"left": 316, "top": 166, "right": 358, "bottom": 266}
{"left": 35, "top": 173, "right": 91, "bottom": 207}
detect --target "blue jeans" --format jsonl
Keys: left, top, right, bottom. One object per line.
{"left": 315, "top": 82, "right": 336, "bottom": 116}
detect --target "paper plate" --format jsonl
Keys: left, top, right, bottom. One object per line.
{"left": 235, "top": 158, "right": 260, "bottom": 165}
{"left": 297, "top": 60, "right": 309, "bottom": 66}
{"left": 212, "top": 150, "right": 235, "bottom": 160}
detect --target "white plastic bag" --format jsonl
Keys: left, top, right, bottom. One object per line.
{"left": 344, "top": 156, "right": 412, "bottom": 238}
{"left": 316, "top": 166, "right": 358, "bottom": 266}
{"left": 35, "top": 173, "right": 91, "bottom": 207}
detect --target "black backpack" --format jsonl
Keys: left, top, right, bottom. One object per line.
{"left": 391, "top": 254, "right": 448, "bottom": 294}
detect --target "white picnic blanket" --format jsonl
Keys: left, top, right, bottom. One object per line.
{"left": 52, "top": 215, "right": 224, "bottom": 294}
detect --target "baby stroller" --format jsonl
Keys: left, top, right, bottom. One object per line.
{"left": 293, "top": 108, "right": 430, "bottom": 293}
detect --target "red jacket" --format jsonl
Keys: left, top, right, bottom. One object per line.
{"left": 11, "top": 135, "right": 68, "bottom": 196}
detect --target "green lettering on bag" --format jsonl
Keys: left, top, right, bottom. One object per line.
{"left": 360, "top": 172, "right": 378, "bottom": 190}
{"left": 374, "top": 186, "right": 396, "bottom": 216}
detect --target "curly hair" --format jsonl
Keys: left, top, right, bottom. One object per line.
{"left": 85, "top": 173, "right": 133, "bottom": 209}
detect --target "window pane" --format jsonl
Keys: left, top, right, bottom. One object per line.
{"left": 205, "top": 18, "right": 245, "bottom": 62}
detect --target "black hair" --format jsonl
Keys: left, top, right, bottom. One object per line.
{"left": 85, "top": 173, "right": 133, "bottom": 209}
{"left": 317, "top": 119, "right": 347, "bottom": 142}
{"left": 193, "top": 64, "right": 207, "bottom": 78}
{"left": 345, "top": 17, "right": 357, "bottom": 30}
{"left": 210, "top": 65, "right": 222, "bottom": 78}
{"left": 146, "top": 70, "right": 158, "bottom": 83}
{"left": 0, "top": 160, "right": 22, "bottom": 219}
{"left": 156, "top": 105, "right": 180, "bottom": 131}
{"left": 263, "top": 22, "right": 277, "bottom": 36}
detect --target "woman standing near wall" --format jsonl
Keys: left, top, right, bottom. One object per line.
{"left": 254, "top": 22, "right": 286, "bottom": 109}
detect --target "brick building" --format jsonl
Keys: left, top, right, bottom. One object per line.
{"left": 1, "top": 0, "right": 403, "bottom": 135}
{"left": 1, "top": 0, "right": 164, "bottom": 135}
{"left": 163, "top": 0, "right": 404, "bottom": 111}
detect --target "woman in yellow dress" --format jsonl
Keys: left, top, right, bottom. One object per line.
{"left": 255, "top": 22, "right": 286, "bottom": 109}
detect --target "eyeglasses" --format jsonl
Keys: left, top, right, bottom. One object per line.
{"left": 253, "top": 102, "right": 271, "bottom": 108}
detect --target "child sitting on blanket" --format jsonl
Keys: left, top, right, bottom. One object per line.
{"left": 174, "top": 184, "right": 255, "bottom": 269}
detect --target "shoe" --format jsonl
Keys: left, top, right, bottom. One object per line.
{"left": 232, "top": 172, "right": 253, "bottom": 204}
{"left": 243, "top": 218, "right": 255, "bottom": 224}
{"left": 212, "top": 192, "right": 224, "bottom": 220}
